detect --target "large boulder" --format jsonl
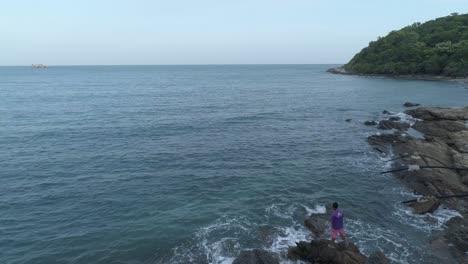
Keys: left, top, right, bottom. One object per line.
{"left": 304, "top": 214, "right": 328, "bottom": 236}
{"left": 366, "top": 251, "right": 390, "bottom": 264}
{"left": 409, "top": 196, "right": 441, "bottom": 214}
{"left": 377, "top": 120, "right": 410, "bottom": 131}
{"left": 232, "top": 249, "right": 279, "bottom": 264}
{"left": 288, "top": 240, "right": 367, "bottom": 264}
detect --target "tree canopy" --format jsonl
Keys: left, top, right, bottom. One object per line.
{"left": 345, "top": 13, "right": 468, "bottom": 77}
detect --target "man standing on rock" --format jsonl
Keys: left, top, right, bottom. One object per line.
{"left": 330, "top": 202, "right": 346, "bottom": 242}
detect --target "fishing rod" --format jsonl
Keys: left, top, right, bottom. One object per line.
{"left": 402, "top": 193, "right": 468, "bottom": 204}
{"left": 381, "top": 165, "right": 468, "bottom": 174}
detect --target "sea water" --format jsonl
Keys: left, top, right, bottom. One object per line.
{"left": 1, "top": 65, "right": 467, "bottom": 264}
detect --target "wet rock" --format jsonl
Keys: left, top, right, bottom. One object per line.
{"left": 382, "top": 110, "right": 392, "bottom": 115}
{"left": 346, "top": 119, "right": 352, "bottom": 122}
{"left": 288, "top": 240, "right": 367, "bottom": 264}
{"left": 412, "top": 120, "right": 466, "bottom": 137}
{"left": 409, "top": 196, "right": 441, "bottom": 214}
{"left": 366, "top": 251, "right": 390, "bottom": 264}
{"left": 377, "top": 120, "right": 410, "bottom": 131}
{"left": 403, "top": 102, "right": 420, "bottom": 107}
{"left": 389, "top": 116, "right": 401, "bottom": 121}
{"left": 304, "top": 214, "right": 328, "bottom": 236}
{"left": 233, "top": 249, "right": 279, "bottom": 264}
{"left": 444, "top": 216, "right": 468, "bottom": 253}
{"left": 405, "top": 107, "right": 468, "bottom": 121}
{"left": 364, "top": 120, "right": 377, "bottom": 126}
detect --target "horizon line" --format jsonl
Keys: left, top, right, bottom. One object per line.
{"left": 0, "top": 63, "right": 345, "bottom": 67}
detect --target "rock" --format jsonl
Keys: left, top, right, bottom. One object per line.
{"left": 377, "top": 120, "right": 410, "bottom": 131}
{"left": 364, "top": 120, "right": 377, "bottom": 126}
{"left": 233, "top": 249, "right": 279, "bottom": 264}
{"left": 389, "top": 116, "right": 401, "bottom": 121}
{"left": 327, "top": 66, "right": 351, "bottom": 74}
{"left": 382, "top": 110, "right": 392, "bottom": 115}
{"left": 444, "top": 216, "right": 468, "bottom": 253}
{"left": 366, "top": 251, "right": 390, "bottom": 264}
{"left": 409, "top": 196, "right": 441, "bottom": 214}
{"left": 304, "top": 214, "right": 328, "bottom": 236}
{"left": 412, "top": 120, "right": 466, "bottom": 137}
{"left": 346, "top": 119, "right": 352, "bottom": 122}
{"left": 403, "top": 102, "right": 421, "bottom": 107}
{"left": 288, "top": 240, "right": 367, "bottom": 264}
{"left": 405, "top": 107, "right": 468, "bottom": 121}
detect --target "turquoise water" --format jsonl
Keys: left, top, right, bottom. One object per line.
{"left": 1, "top": 65, "right": 467, "bottom": 264}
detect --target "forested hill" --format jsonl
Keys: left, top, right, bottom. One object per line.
{"left": 344, "top": 13, "right": 468, "bottom": 77}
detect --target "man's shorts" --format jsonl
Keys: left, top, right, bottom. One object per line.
{"left": 331, "top": 228, "right": 345, "bottom": 239}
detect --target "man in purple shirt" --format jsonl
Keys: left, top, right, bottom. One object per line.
{"left": 330, "top": 202, "right": 346, "bottom": 242}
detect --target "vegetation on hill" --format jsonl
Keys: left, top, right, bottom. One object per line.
{"left": 345, "top": 13, "right": 468, "bottom": 77}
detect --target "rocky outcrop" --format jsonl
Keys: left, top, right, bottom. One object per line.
{"left": 304, "top": 214, "right": 328, "bottom": 236}
{"left": 408, "top": 196, "right": 441, "bottom": 214}
{"left": 364, "top": 120, "right": 377, "bottom": 126}
{"left": 232, "top": 249, "right": 279, "bottom": 264}
{"left": 368, "top": 107, "right": 468, "bottom": 201}
{"left": 377, "top": 120, "right": 410, "bottom": 131}
{"left": 403, "top": 102, "right": 420, "bottom": 107}
{"left": 405, "top": 107, "right": 468, "bottom": 121}
{"left": 288, "top": 240, "right": 367, "bottom": 264}
{"left": 368, "top": 106, "right": 468, "bottom": 260}
{"left": 327, "top": 67, "right": 352, "bottom": 75}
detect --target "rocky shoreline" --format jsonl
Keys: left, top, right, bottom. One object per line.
{"left": 231, "top": 105, "right": 468, "bottom": 264}
{"left": 327, "top": 66, "right": 468, "bottom": 83}
{"left": 367, "top": 105, "right": 468, "bottom": 263}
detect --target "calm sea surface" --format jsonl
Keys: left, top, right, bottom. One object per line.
{"left": 1, "top": 65, "right": 467, "bottom": 264}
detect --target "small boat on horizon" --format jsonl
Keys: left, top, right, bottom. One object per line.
{"left": 32, "top": 64, "right": 48, "bottom": 68}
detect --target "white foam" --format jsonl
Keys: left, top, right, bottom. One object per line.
{"left": 393, "top": 205, "right": 462, "bottom": 232}
{"left": 391, "top": 112, "right": 421, "bottom": 126}
{"left": 268, "top": 224, "right": 311, "bottom": 253}
{"left": 346, "top": 219, "right": 412, "bottom": 264}
{"left": 304, "top": 204, "right": 326, "bottom": 215}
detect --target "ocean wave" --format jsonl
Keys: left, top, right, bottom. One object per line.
{"left": 303, "top": 204, "right": 326, "bottom": 215}
{"left": 392, "top": 204, "right": 462, "bottom": 232}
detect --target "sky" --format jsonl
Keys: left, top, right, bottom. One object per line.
{"left": 1, "top": 0, "right": 467, "bottom": 65}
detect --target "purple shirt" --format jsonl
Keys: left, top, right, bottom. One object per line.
{"left": 330, "top": 209, "right": 344, "bottom": 230}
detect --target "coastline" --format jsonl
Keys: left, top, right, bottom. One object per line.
{"left": 367, "top": 106, "right": 468, "bottom": 263}
{"left": 327, "top": 66, "right": 468, "bottom": 83}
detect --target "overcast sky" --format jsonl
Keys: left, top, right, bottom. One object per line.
{"left": 1, "top": 0, "right": 467, "bottom": 65}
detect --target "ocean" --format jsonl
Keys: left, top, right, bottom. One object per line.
{"left": 1, "top": 65, "right": 467, "bottom": 264}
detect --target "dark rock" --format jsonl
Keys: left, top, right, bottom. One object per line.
{"left": 288, "top": 240, "right": 367, "bottom": 264}
{"left": 367, "top": 134, "right": 403, "bottom": 149}
{"left": 366, "top": 251, "right": 390, "bottom": 264}
{"left": 377, "top": 120, "right": 410, "bottom": 131}
{"left": 346, "top": 119, "right": 352, "bottom": 122}
{"left": 444, "top": 216, "right": 468, "bottom": 253}
{"left": 233, "top": 249, "right": 279, "bottom": 264}
{"left": 327, "top": 66, "right": 351, "bottom": 74}
{"left": 403, "top": 102, "right": 421, "bottom": 107}
{"left": 412, "top": 120, "right": 466, "bottom": 137}
{"left": 389, "top": 116, "right": 401, "bottom": 121}
{"left": 409, "top": 196, "right": 441, "bottom": 214}
{"left": 364, "top": 120, "right": 377, "bottom": 126}
{"left": 405, "top": 107, "right": 468, "bottom": 121}
{"left": 304, "top": 214, "right": 328, "bottom": 236}
{"left": 382, "top": 110, "right": 392, "bottom": 115}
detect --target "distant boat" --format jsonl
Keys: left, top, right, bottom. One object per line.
{"left": 32, "top": 64, "right": 48, "bottom": 68}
